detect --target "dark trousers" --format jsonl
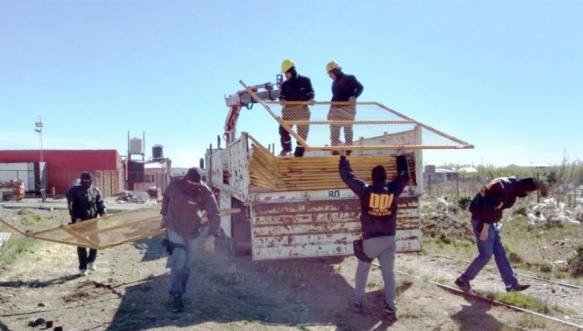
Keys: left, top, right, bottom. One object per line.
{"left": 73, "top": 216, "right": 98, "bottom": 270}
{"left": 279, "top": 105, "right": 310, "bottom": 151}
{"left": 77, "top": 247, "right": 97, "bottom": 270}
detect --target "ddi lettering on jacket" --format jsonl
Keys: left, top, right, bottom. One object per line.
{"left": 368, "top": 193, "right": 394, "bottom": 217}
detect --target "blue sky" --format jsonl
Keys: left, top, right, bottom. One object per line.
{"left": 1, "top": 0, "right": 581, "bottom": 168}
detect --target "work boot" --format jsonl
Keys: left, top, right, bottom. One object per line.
{"left": 279, "top": 149, "right": 291, "bottom": 156}
{"left": 455, "top": 277, "right": 471, "bottom": 292}
{"left": 88, "top": 262, "right": 96, "bottom": 271}
{"left": 294, "top": 146, "right": 305, "bottom": 157}
{"left": 506, "top": 283, "right": 530, "bottom": 292}
{"left": 383, "top": 302, "right": 397, "bottom": 322}
{"left": 171, "top": 295, "right": 183, "bottom": 313}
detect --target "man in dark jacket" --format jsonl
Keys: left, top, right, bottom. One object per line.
{"left": 455, "top": 177, "right": 547, "bottom": 292}
{"left": 67, "top": 172, "right": 106, "bottom": 277}
{"left": 326, "top": 61, "right": 364, "bottom": 154}
{"left": 339, "top": 149, "right": 409, "bottom": 322}
{"left": 160, "top": 167, "right": 221, "bottom": 313}
{"left": 279, "top": 59, "right": 315, "bottom": 157}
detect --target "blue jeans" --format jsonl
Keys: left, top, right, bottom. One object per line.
{"left": 167, "top": 229, "right": 197, "bottom": 296}
{"left": 355, "top": 236, "right": 397, "bottom": 311}
{"left": 460, "top": 218, "right": 518, "bottom": 286}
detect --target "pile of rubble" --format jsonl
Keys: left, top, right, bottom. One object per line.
{"left": 421, "top": 198, "right": 474, "bottom": 243}
{"left": 0, "top": 180, "right": 25, "bottom": 201}
{"left": 527, "top": 198, "right": 582, "bottom": 226}
{"left": 114, "top": 191, "right": 156, "bottom": 205}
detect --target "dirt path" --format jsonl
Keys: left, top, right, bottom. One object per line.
{"left": 1, "top": 208, "right": 582, "bottom": 330}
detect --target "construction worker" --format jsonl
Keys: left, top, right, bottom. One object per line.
{"left": 159, "top": 167, "right": 220, "bottom": 313}
{"left": 339, "top": 148, "right": 409, "bottom": 322}
{"left": 326, "top": 61, "right": 364, "bottom": 155}
{"left": 455, "top": 177, "right": 548, "bottom": 293}
{"left": 67, "top": 172, "right": 106, "bottom": 277}
{"left": 278, "top": 59, "right": 315, "bottom": 157}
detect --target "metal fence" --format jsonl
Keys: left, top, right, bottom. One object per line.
{"left": 424, "top": 173, "right": 582, "bottom": 208}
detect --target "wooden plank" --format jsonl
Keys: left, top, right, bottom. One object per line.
{"left": 0, "top": 217, "right": 28, "bottom": 236}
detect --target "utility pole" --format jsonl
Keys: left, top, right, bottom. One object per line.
{"left": 34, "top": 117, "right": 45, "bottom": 202}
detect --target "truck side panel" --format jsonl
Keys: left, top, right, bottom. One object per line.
{"left": 228, "top": 134, "right": 251, "bottom": 202}
{"left": 251, "top": 196, "right": 420, "bottom": 261}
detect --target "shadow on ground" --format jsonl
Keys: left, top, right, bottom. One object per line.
{"left": 451, "top": 296, "right": 515, "bottom": 331}
{"left": 108, "top": 237, "right": 397, "bottom": 331}
{"left": 0, "top": 274, "right": 78, "bottom": 288}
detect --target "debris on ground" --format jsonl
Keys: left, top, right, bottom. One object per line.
{"left": 527, "top": 198, "right": 581, "bottom": 226}
{"left": 421, "top": 198, "right": 474, "bottom": 243}
{"left": 113, "top": 191, "right": 151, "bottom": 204}
{"left": 0, "top": 180, "right": 25, "bottom": 201}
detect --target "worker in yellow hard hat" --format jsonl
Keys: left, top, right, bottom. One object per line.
{"left": 326, "top": 61, "right": 364, "bottom": 155}
{"left": 278, "top": 59, "right": 315, "bottom": 157}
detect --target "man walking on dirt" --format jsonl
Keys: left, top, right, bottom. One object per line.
{"left": 326, "top": 61, "right": 363, "bottom": 155}
{"left": 278, "top": 59, "right": 315, "bottom": 157}
{"left": 339, "top": 148, "right": 409, "bottom": 322}
{"left": 160, "top": 167, "right": 220, "bottom": 313}
{"left": 455, "top": 177, "right": 548, "bottom": 293}
{"left": 67, "top": 172, "right": 106, "bottom": 277}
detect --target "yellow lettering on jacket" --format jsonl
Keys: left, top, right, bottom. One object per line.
{"left": 368, "top": 193, "right": 393, "bottom": 217}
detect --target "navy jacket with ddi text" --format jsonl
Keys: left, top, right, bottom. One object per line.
{"left": 339, "top": 155, "right": 410, "bottom": 239}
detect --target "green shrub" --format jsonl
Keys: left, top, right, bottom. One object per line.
{"left": 507, "top": 251, "right": 523, "bottom": 264}
{"left": 513, "top": 205, "right": 529, "bottom": 217}
{"left": 16, "top": 209, "right": 30, "bottom": 215}
{"left": 457, "top": 196, "right": 472, "bottom": 210}
{"left": 0, "top": 237, "right": 35, "bottom": 266}
{"left": 568, "top": 245, "right": 583, "bottom": 278}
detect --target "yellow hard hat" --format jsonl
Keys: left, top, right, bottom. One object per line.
{"left": 326, "top": 61, "right": 341, "bottom": 73}
{"left": 281, "top": 59, "right": 295, "bottom": 73}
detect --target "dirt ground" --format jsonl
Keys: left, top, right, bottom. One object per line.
{"left": 0, "top": 207, "right": 582, "bottom": 331}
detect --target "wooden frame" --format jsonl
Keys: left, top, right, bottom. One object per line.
{"left": 0, "top": 208, "right": 242, "bottom": 249}
{"left": 240, "top": 79, "right": 474, "bottom": 152}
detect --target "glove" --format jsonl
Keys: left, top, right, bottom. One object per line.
{"left": 348, "top": 96, "right": 357, "bottom": 103}
{"left": 202, "top": 236, "right": 216, "bottom": 256}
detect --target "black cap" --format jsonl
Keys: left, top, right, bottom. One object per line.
{"left": 184, "top": 167, "right": 202, "bottom": 183}
{"left": 371, "top": 165, "right": 386, "bottom": 183}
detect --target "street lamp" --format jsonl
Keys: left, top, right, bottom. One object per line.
{"left": 34, "top": 118, "right": 45, "bottom": 201}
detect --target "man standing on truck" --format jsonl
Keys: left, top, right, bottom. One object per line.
{"left": 67, "top": 172, "right": 106, "bottom": 277}
{"left": 159, "top": 167, "right": 221, "bottom": 313}
{"left": 339, "top": 148, "right": 409, "bottom": 322}
{"left": 327, "top": 61, "right": 364, "bottom": 155}
{"left": 279, "top": 59, "right": 315, "bottom": 157}
{"left": 454, "top": 177, "right": 547, "bottom": 293}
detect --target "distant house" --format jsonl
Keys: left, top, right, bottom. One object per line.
{"left": 424, "top": 165, "right": 459, "bottom": 183}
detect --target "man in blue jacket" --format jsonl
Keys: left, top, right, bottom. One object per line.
{"left": 455, "top": 177, "right": 547, "bottom": 292}
{"left": 326, "top": 61, "right": 364, "bottom": 154}
{"left": 339, "top": 149, "right": 409, "bottom": 322}
{"left": 279, "top": 59, "right": 315, "bottom": 157}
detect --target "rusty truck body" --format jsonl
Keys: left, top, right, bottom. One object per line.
{"left": 205, "top": 80, "right": 472, "bottom": 260}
